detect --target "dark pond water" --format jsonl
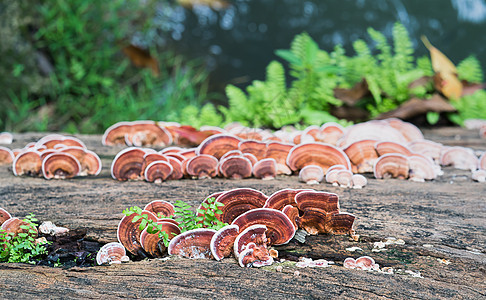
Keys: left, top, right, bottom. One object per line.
{"left": 152, "top": 0, "right": 486, "bottom": 89}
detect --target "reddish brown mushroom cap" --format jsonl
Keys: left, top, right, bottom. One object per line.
{"left": 144, "top": 200, "right": 176, "bottom": 218}
{"left": 220, "top": 150, "right": 243, "bottom": 161}
{"left": 210, "top": 224, "right": 240, "bottom": 261}
{"left": 96, "top": 242, "right": 128, "bottom": 265}
{"left": 196, "top": 192, "right": 224, "bottom": 221}
{"left": 0, "top": 146, "right": 14, "bottom": 165}
{"left": 166, "top": 157, "right": 183, "bottom": 180}
{"left": 295, "top": 191, "right": 340, "bottom": 214}
{"left": 407, "top": 139, "right": 443, "bottom": 162}
{"left": 375, "top": 141, "right": 414, "bottom": 157}
{"left": 266, "top": 142, "right": 293, "bottom": 175}
{"left": 42, "top": 136, "right": 87, "bottom": 150}
{"left": 219, "top": 156, "right": 253, "bottom": 179}
{"left": 142, "top": 153, "right": 169, "bottom": 174}
{"left": 61, "top": 147, "right": 102, "bottom": 176}
{"left": 42, "top": 152, "right": 81, "bottom": 179}
{"left": 263, "top": 188, "right": 303, "bottom": 210}
{"left": 242, "top": 153, "right": 258, "bottom": 166}
{"left": 287, "top": 142, "right": 351, "bottom": 173}
{"left": 299, "top": 165, "right": 324, "bottom": 185}
{"left": 186, "top": 154, "right": 219, "bottom": 179}
{"left": 102, "top": 122, "right": 133, "bottom": 146}
{"left": 373, "top": 153, "right": 410, "bottom": 179}
{"left": 282, "top": 205, "right": 299, "bottom": 230}
{"left": 167, "top": 228, "right": 217, "bottom": 259}
{"left": 196, "top": 134, "right": 241, "bottom": 159}
{"left": 13, "top": 150, "right": 42, "bottom": 176}
{"left": 233, "top": 224, "right": 268, "bottom": 258}
{"left": 231, "top": 208, "right": 295, "bottom": 246}
{"left": 111, "top": 147, "right": 147, "bottom": 181}
{"left": 343, "top": 140, "right": 379, "bottom": 173}
{"left": 385, "top": 118, "right": 424, "bottom": 142}
{"left": 439, "top": 146, "right": 479, "bottom": 171}
{"left": 144, "top": 161, "right": 173, "bottom": 183}
{"left": 1, "top": 217, "right": 38, "bottom": 239}
{"left": 140, "top": 221, "right": 181, "bottom": 257}
{"left": 117, "top": 210, "right": 157, "bottom": 256}
{"left": 408, "top": 155, "right": 437, "bottom": 182}
{"left": 339, "top": 121, "right": 407, "bottom": 148}
{"left": 252, "top": 158, "right": 277, "bottom": 180}
{"left": 215, "top": 188, "right": 267, "bottom": 224}
{"left": 0, "top": 208, "right": 12, "bottom": 226}
{"left": 296, "top": 208, "right": 355, "bottom": 235}
{"left": 238, "top": 242, "right": 274, "bottom": 268}
{"left": 164, "top": 125, "right": 212, "bottom": 147}
{"left": 318, "top": 122, "right": 345, "bottom": 145}
{"left": 238, "top": 140, "right": 267, "bottom": 160}
{"left": 129, "top": 121, "right": 173, "bottom": 147}
{"left": 179, "top": 148, "right": 197, "bottom": 160}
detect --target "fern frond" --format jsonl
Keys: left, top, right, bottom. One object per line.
{"left": 266, "top": 61, "right": 286, "bottom": 94}
{"left": 392, "top": 22, "right": 414, "bottom": 72}
{"left": 199, "top": 103, "right": 222, "bottom": 127}
{"left": 457, "top": 55, "right": 484, "bottom": 83}
{"left": 416, "top": 56, "right": 434, "bottom": 77}
{"left": 225, "top": 85, "right": 249, "bottom": 121}
{"left": 450, "top": 90, "right": 486, "bottom": 125}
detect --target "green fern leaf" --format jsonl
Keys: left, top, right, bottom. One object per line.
{"left": 457, "top": 55, "right": 484, "bottom": 83}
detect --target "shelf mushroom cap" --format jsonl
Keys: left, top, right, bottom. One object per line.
{"left": 117, "top": 210, "right": 157, "bottom": 256}
{"left": 144, "top": 200, "right": 176, "bottom": 218}
{"left": 42, "top": 152, "right": 81, "bottom": 179}
{"left": 12, "top": 150, "right": 42, "bottom": 176}
{"left": 144, "top": 161, "right": 173, "bottom": 183}
{"left": 343, "top": 140, "right": 379, "bottom": 173}
{"left": 219, "top": 155, "right": 253, "bottom": 179}
{"left": 196, "top": 134, "right": 241, "bottom": 159}
{"left": 0, "top": 146, "right": 14, "bottom": 165}
{"left": 252, "top": 158, "right": 277, "bottom": 180}
{"left": 214, "top": 188, "right": 267, "bottom": 224}
{"left": 299, "top": 165, "right": 324, "bottom": 185}
{"left": 373, "top": 153, "right": 410, "bottom": 179}
{"left": 263, "top": 188, "right": 305, "bottom": 210}
{"left": 439, "top": 146, "right": 479, "bottom": 171}
{"left": 210, "top": 224, "right": 240, "bottom": 261}
{"left": 238, "top": 140, "right": 267, "bottom": 160}
{"left": 231, "top": 208, "right": 295, "bottom": 246}
{"left": 287, "top": 142, "right": 351, "bottom": 173}
{"left": 140, "top": 221, "right": 181, "bottom": 257}
{"left": 233, "top": 224, "right": 268, "bottom": 258}
{"left": 238, "top": 243, "right": 274, "bottom": 268}
{"left": 186, "top": 154, "right": 219, "bottom": 179}
{"left": 96, "top": 242, "right": 128, "bottom": 265}
{"left": 111, "top": 147, "right": 147, "bottom": 181}
{"left": 168, "top": 228, "right": 217, "bottom": 259}
{"left": 0, "top": 208, "right": 12, "bottom": 226}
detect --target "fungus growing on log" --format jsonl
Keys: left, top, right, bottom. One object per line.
{"left": 351, "top": 174, "right": 368, "bottom": 189}
{"left": 375, "top": 141, "right": 414, "bottom": 157}
{"left": 210, "top": 224, "right": 240, "bottom": 261}
{"left": 408, "top": 155, "right": 437, "bottom": 182}
{"left": 0, "top": 132, "right": 13, "bottom": 144}
{"left": 0, "top": 208, "right": 12, "bottom": 226}
{"left": 60, "top": 147, "right": 102, "bottom": 176}
{"left": 238, "top": 140, "right": 267, "bottom": 160}
{"left": 166, "top": 157, "right": 184, "bottom": 180}
{"left": 144, "top": 161, "right": 173, "bottom": 183}
{"left": 439, "top": 146, "right": 479, "bottom": 171}
{"left": 238, "top": 242, "right": 274, "bottom": 268}
{"left": 96, "top": 242, "right": 129, "bottom": 265}
{"left": 140, "top": 221, "right": 181, "bottom": 257}
{"left": 373, "top": 153, "right": 410, "bottom": 179}
{"left": 215, "top": 188, "right": 267, "bottom": 224}
{"left": 281, "top": 205, "right": 299, "bottom": 229}
{"left": 343, "top": 140, "right": 379, "bottom": 173}
{"left": 111, "top": 147, "right": 147, "bottom": 181}
{"left": 42, "top": 153, "right": 81, "bottom": 179}
{"left": 231, "top": 208, "right": 295, "bottom": 246}
{"left": 143, "top": 200, "right": 175, "bottom": 218}
{"left": 0, "top": 146, "right": 14, "bottom": 165}
{"left": 233, "top": 224, "right": 268, "bottom": 258}
{"left": 266, "top": 142, "right": 293, "bottom": 175}
{"left": 168, "top": 228, "right": 217, "bottom": 259}
{"left": 117, "top": 210, "right": 157, "bottom": 256}
{"left": 219, "top": 156, "right": 253, "bottom": 179}
{"left": 287, "top": 143, "right": 351, "bottom": 173}
{"left": 13, "top": 150, "right": 42, "bottom": 176}
{"left": 252, "top": 158, "right": 277, "bottom": 180}
{"left": 186, "top": 154, "right": 219, "bottom": 179}
{"left": 196, "top": 134, "right": 241, "bottom": 159}
{"left": 299, "top": 165, "right": 324, "bottom": 185}
{"left": 263, "top": 188, "right": 301, "bottom": 210}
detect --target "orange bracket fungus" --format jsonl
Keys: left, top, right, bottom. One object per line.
{"left": 231, "top": 208, "right": 295, "bottom": 246}
{"left": 373, "top": 153, "right": 410, "bottom": 179}
{"left": 238, "top": 140, "right": 267, "bottom": 160}
{"left": 287, "top": 142, "right": 351, "bottom": 173}
{"left": 298, "top": 165, "right": 324, "bottom": 185}
{"left": 343, "top": 140, "right": 379, "bottom": 173}
{"left": 210, "top": 224, "right": 240, "bottom": 261}
{"left": 168, "top": 228, "right": 217, "bottom": 259}
{"left": 266, "top": 142, "right": 293, "bottom": 175}
{"left": 111, "top": 147, "right": 148, "bottom": 181}
{"left": 117, "top": 210, "right": 157, "bottom": 256}
{"left": 218, "top": 155, "right": 253, "bottom": 179}
{"left": 238, "top": 242, "right": 274, "bottom": 268}
{"left": 42, "top": 152, "right": 81, "bottom": 180}
{"left": 408, "top": 155, "right": 437, "bottom": 182}
{"left": 375, "top": 141, "right": 414, "bottom": 157}
{"left": 336, "top": 169, "right": 354, "bottom": 188}
{"left": 144, "top": 161, "right": 173, "bottom": 183}
{"left": 186, "top": 154, "right": 219, "bottom": 179}
{"left": 263, "top": 188, "right": 303, "bottom": 210}
{"left": 0, "top": 208, "right": 12, "bottom": 226}
{"left": 143, "top": 200, "right": 175, "bottom": 218}
{"left": 281, "top": 205, "right": 299, "bottom": 229}
{"left": 233, "top": 224, "right": 268, "bottom": 258}
{"left": 140, "top": 221, "right": 181, "bottom": 257}
{"left": 60, "top": 147, "right": 102, "bottom": 176}
{"left": 408, "top": 139, "right": 443, "bottom": 163}
{"left": 252, "top": 158, "right": 277, "bottom": 180}
{"left": 196, "top": 134, "right": 241, "bottom": 160}
{"left": 439, "top": 146, "right": 479, "bottom": 171}
{"left": 1, "top": 217, "right": 38, "bottom": 239}
{"left": 96, "top": 242, "right": 129, "bottom": 265}
{"left": 0, "top": 146, "right": 14, "bottom": 165}
{"left": 13, "top": 150, "right": 42, "bottom": 176}
{"left": 166, "top": 157, "right": 184, "bottom": 180}
{"left": 215, "top": 188, "right": 267, "bottom": 224}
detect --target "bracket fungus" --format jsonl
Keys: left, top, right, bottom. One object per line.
{"left": 13, "top": 150, "right": 42, "bottom": 176}
{"left": 1, "top": 217, "right": 38, "bottom": 239}
{"left": 0, "top": 208, "right": 12, "bottom": 226}
{"left": 351, "top": 174, "right": 368, "bottom": 189}
{"left": 96, "top": 242, "right": 129, "bottom": 265}
{"left": 408, "top": 155, "right": 437, "bottom": 182}
{"left": 281, "top": 205, "right": 299, "bottom": 229}
{"left": 144, "top": 161, "right": 173, "bottom": 183}
{"left": 143, "top": 200, "right": 175, "bottom": 218}
{"left": 219, "top": 155, "right": 253, "bottom": 179}
{"left": 0, "top": 132, "right": 13, "bottom": 144}
{"left": 339, "top": 121, "right": 407, "bottom": 148}
{"left": 140, "top": 221, "right": 181, "bottom": 257}
{"left": 186, "top": 154, "right": 219, "bottom": 179}
{"left": 111, "top": 147, "right": 147, "bottom": 181}
{"left": 60, "top": 147, "right": 102, "bottom": 176}
{"left": 238, "top": 242, "right": 274, "bottom": 268}
{"left": 196, "top": 134, "right": 241, "bottom": 160}
{"left": 238, "top": 140, "right": 267, "bottom": 160}
{"left": 344, "top": 256, "right": 380, "bottom": 271}
{"left": 168, "top": 228, "right": 216, "bottom": 259}
{"left": 375, "top": 141, "right": 414, "bottom": 157}
{"left": 336, "top": 170, "right": 354, "bottom": 188}
{"left": 408, "top": 139, "right": 443, "bottom": 163}
{"left": 373, "top": 153, "right": 410, "bottom": 179}
{"left": 117, "top": 210, "right": 157, "bottom": 256}
{"left": 439, "top": 146, "right": 479, "bottom": 171}
{"left": 42, "top": 152, "right": 81, "bottom": 180}
{"left": 210, "top": 224, "right": 240, "bottom": 261}
{"left": 287, "top": 143, "right": 351, "bottom": 173}
{"left": 0, "top": 146, "right": 14, "bottom": 165}
{"left": 472, "top": 169, "right": 486, "bottom": 182}
{"left": 343, "top": 140, "right": 379, "bottom": 173}
{"left": 231, "top": 208, "right": 295, "bottom": 246}
{"left": 252, "top": 158, "right": 277, "bottom": 180}
{"left": 166, "top": 157, "right": 184, "bottom": 180}
{"left": 265, "top": 142, "right": 293, "bottom": 175}
{"left": 233, "top": 224, "right": 268, "bottom": 258}
{"left": 215, "top": 188, "right": 267, "bottom": 224}
{"left": 298, "top": 165, "right": 324, "bottom": 185}
{"left": 263, "top": 188, "right": 301, "bottom": 210}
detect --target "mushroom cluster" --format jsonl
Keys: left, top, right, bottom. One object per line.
{"left": 0, "top": 208, "right": 38, "bottom": 241}
{"left": 115, "top": 188, "right": 355, "bottom": 268}
{"left": 10, "top": 134, "right": 101, "bottom": 179}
